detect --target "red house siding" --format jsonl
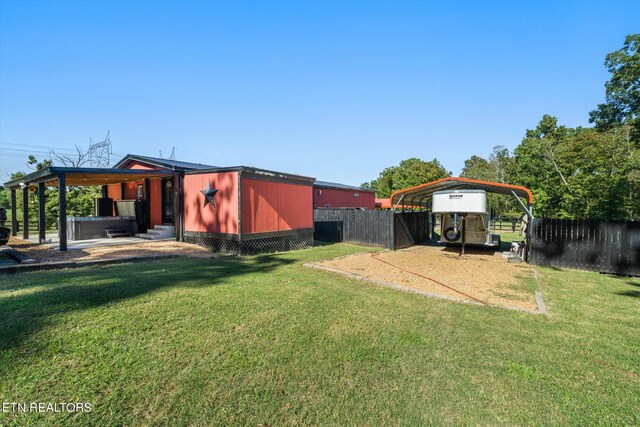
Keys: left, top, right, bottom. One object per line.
{"left": 241, "top": 178, "right": 313, "bottom": 234}
{"left": 107, "top": 184, "right": 122, "bottom": 202}
{"left": 313, "top": 187, "right": 375, "bottom": 209}
{"left": 183, "top": 172, "right": 239, "bottom": 234}
{"left": 126, "top": 161, "right": 164, "bottom": 170}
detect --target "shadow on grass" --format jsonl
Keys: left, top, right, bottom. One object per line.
{"left": 0, "top": 255, "right": 294, "bottom": 357}
{"left": 616, "top": 290, "right": 640, "bottom": 298}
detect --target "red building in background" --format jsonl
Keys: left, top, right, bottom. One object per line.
{"left": 313, "top": 181, "right": 375, "bottom": 210}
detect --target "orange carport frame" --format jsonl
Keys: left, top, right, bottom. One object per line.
{"left": 389, "top": 176, "right": 534, "bottom": 216}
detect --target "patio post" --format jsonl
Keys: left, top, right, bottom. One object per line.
{"left": 58, "top": 174, "right": 67, "bottom": 251}
{"left": 10, "top": 189, "right": 18, "bottom": 236}
{"left": 101, "top": 185, "right": 108, "bottom": 198}
{"left": 38, "top": 182, "right": 46, "bottom": 243}
{"left": 22, "top": 186, "right": 29, "bottom": 240}
{"left": 144, "top": 178, "right": 151, "bottom": 231}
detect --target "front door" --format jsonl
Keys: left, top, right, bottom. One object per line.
{"left": 161, "top": 178, "right": 174, "bottom": 224}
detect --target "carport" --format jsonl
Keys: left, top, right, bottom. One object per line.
{"left": 389, "top": 177, "right": 534, "bottom": 217}
{"left": 4, "top": 167, "right": 175, "bottom": 251}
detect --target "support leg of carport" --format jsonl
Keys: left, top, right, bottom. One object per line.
{"left": 460, "top": 216, "right": 466, "bottom": 256}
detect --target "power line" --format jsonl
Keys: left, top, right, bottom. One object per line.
{"left": 0, "top": 142, "right": 80, "bottom": 154}
{"left": 1, "top": 141, "right": 127, "bottom": 159}
{"left": 0, "top": 152, "right": 41, "bottom": 158}
{"left": 0, "top": 147, "right": 53, "bottom": 154}
{"left": 0, "top": 128, "right": 89, "bottom": 143}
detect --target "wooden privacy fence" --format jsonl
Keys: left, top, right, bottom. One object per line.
{"left": 529, "top": 218, "right": 640, "bottom": 276}
{"left": 314, "top": 209, "right": 431, "bottom": 250}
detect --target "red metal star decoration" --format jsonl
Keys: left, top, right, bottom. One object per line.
{"left": 200, "top": 180, "right": 219, "bottom": 208}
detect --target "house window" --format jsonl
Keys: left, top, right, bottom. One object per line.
{"left": 137, "top": 184, "right": 144, "bottom": 200}
{"left": 354, "top": 192, "right": 360, "bottom": 197}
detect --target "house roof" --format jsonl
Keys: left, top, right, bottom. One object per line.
{"left": 113, "top": 154, "right": 216, "bottom": 170}
{"left": 314, "top": 180, "right": 373, "bottom": 192}
{"left": 186, "top": 166, "right": 315, "bottom": 184}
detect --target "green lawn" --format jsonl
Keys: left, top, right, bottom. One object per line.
{"left": 1, "top": 244, "right": 638, "bottom": 425}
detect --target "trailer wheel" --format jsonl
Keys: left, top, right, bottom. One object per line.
{"left": 443, "top": 227, "right": 460, "bottom": 242}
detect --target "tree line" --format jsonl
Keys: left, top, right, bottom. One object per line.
{"left": 362, "top": 34, "right": 639, "bottom": 221}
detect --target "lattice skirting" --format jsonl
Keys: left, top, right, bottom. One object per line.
{"left": 184, "top": 231, "right": 313, "bottom": 255}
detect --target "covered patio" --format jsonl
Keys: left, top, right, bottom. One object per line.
{"left": 4, "top": 167, "right": 177, "bottom": 251}
{"left": 24, "top": 231, "right": 173, "bottom": 250}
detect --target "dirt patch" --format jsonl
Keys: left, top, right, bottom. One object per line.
{"left": 6, "top": 236, "right": 212, "bottom": 263}
{"left": 311, "top": 245, "right": 538, "bottom": 312}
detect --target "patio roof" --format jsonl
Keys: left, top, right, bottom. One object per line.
{"left": 3, "top": 167, "right": 175, "bottom": 189}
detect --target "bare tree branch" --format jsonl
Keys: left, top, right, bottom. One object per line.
{"left": 50, "top": 145, "right": 91, "bottom": 167}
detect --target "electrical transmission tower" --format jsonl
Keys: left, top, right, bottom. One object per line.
{"left": 88, "top": 131, "right": 112, "bottom": 167}
{"left": 158, "top": 147, "right": 176, "bottom": 160}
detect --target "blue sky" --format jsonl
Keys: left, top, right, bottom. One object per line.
{"left": 1, "top": 0, "right": 638, "bottom": 186}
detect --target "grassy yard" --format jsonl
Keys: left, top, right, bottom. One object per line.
{"left": 0, "top": 244, "right": 638, "bottom": 425}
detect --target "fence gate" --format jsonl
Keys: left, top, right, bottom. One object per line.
{"left": 314, "top": 209, "right": 431, "bottom": 250}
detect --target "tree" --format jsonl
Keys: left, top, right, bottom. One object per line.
{"left": 461, "top": 146, "right": 520, "bottom": 218}
{"left": 362, "top": 158, "right": 450, "bottom": 198}
{"left": 27, "top": 155, "right": 53, "bottom": 171}
{"left": 560, "top": 127, "right": 633, "bottom": 220}
{"left": 50, "top": 145, "right": 91, "bottom": 167}
{"left": 508, "top": 115, "right": 638, "bottom": 220}
{"left": 589, "top": 34, "right": 640, "bottom": 138}
{"left": 461, "top": 155, "right": 493, "bottom": 182}
{"left": 510, "top": 115, "right": 577, "bottom": 218}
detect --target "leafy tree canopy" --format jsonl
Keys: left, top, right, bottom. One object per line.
{"left": 480, "top": 114, "right": 639, "bottom": 220}
{"left": 589, "top": 34, "right": 640, "bottom": 137}
{"left": 362, "top": 158, "right": 450, "bottom": 198}
{"left": 27, "top": 155, "right": 53, "bottom": 171}
{"left": 461, "top": 146, "right": 520, "bottom": 218}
